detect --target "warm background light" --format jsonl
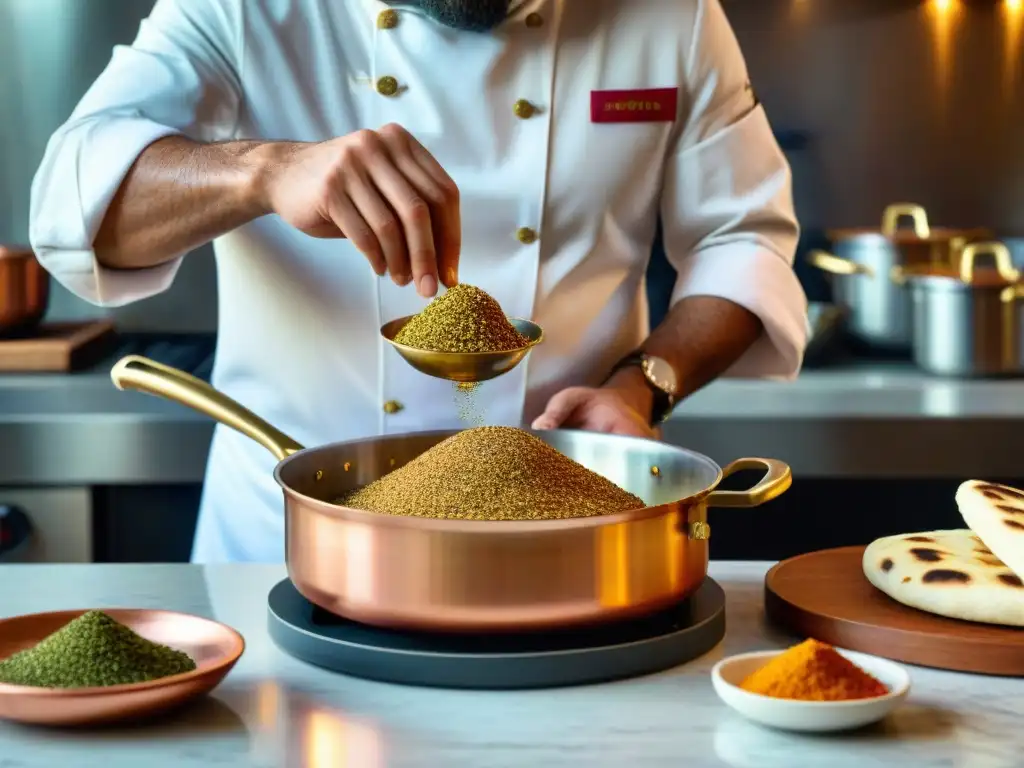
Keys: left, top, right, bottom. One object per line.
{"left": 1004, "top": 0, "right": 1024, "bottom": 101}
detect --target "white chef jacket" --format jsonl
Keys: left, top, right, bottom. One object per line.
{"left": 30, "top": 0, "right": 808, "bottom": 563}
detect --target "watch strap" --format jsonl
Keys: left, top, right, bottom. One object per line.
{"left": 607, "top": 353, "right": 675, "bottom": 426}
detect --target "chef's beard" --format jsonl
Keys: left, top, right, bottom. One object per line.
{"left": 403, "top": 0, "right": 511, "bottom": 32}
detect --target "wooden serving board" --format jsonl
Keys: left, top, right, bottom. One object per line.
{"left": 0, "top": 320, "right": 116, "bottom": 372}
{"left": 765, "top": 546, "right": 1024, "bottom": 676}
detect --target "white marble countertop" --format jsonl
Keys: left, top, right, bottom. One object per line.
{"left": 0, "top": 563, "right": 1018, "bottom": 768}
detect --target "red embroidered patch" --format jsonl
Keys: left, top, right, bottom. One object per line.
{"left": 590, "top": 88, "right": 678, "bottom": 123}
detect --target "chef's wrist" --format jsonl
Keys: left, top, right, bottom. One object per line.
{"left": 603, "top": 367, "right": 655, "bottom": 423}
{"left": 246, "top": 140, "right": 303, "bottom": 217}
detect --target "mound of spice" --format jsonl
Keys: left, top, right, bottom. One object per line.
{"left": 394, "top": 284, "right": 529, "bottom": 353}
{"left": 0, "top": 610, "right": 196, "bottom": 689}
{"left": 739, "top": 639, "right": 889, "bottom": 701}
{"left": 342, "top": 426, "right": 645, "bottom": 520}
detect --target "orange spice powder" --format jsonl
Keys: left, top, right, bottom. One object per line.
{"left": 739, "top": 639, "right": 889, "bottom": 702}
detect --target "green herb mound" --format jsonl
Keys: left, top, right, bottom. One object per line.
{"left": 0, "top": 610, "right": 196, "bottom": 689}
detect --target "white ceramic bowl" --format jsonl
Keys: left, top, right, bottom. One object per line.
{"left": 711, "top": 648, "right": 910, "bottom": 733}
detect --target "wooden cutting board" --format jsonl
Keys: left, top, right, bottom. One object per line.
{"left": 0, "top": 320, "right": 116, "bottom": 372}
{"left": 765, "top": 546, "right": 1024, "bottom": 676}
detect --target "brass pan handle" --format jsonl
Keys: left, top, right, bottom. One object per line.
{"left": 110, "top": 355, "right": 305, "bottom": 462}
{"left": 881, "top": 203, "right": 930, "bottom": 239}
{"left": 807, "top": 250, "right": 875, "bottom": 278}
{"left": 707, "top": 458, "right": 792, "bottom": 508}
{"left": 959, "top": 241, "right": 1019, "bottom": 284}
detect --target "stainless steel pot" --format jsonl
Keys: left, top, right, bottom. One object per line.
{"left": 903, "top": 242, "right": 1024, "bottom": 377}
{"left": 110, "top": 355, "right": 792, "bottom": 633}
{"left": 808, "top": 203, "right": 990, "bottom": 350}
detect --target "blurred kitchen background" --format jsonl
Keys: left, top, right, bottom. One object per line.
{"left": 2, "top": 0, "right": 1023, "bottom": 564}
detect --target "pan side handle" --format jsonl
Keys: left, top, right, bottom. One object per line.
{"left": 111, "top": 355, "right": 305, "bottom": 462}
{"left": 707, "top": 458, "right": 792, "bottom": 508}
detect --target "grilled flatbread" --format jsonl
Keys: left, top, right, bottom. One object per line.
{"left": 956, "top": 480, "right": 1024, "bottom": 581}
{"left": 862, "top": 529, "right": 1024, "bottom": 627}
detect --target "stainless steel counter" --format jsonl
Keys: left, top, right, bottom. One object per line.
{"left": 4, "top": 358, "right": 1024, "bottom": 485}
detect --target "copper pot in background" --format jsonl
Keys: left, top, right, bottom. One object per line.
{"left": 0, "top": 246, "right": 49, "bottom": 335}
{"left": 109, "top": 355, "right": 792, "bottom": 634}
{"left": 807, "top": 204, "right": 991, "bottom": 350}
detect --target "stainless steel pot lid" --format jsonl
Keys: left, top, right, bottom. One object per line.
{"left": 896, "top": 242, "right": 1020, "bottom": 292}
{"left": 827, "top": 203, "right": 989, "bottom": 244}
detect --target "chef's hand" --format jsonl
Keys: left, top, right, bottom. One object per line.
{"left": 262, "top": 123, "right": 460, "bottom": 297}
{"left": 531, "top": 379, "right": 659, "bottom": 439}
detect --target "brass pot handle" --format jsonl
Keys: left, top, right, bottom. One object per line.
{"left": 110, "top": 355, "right": 305, "bottom": 461}
{"left": 1001, "top": 284, "right": 1024, "bottom": 303}
{"left": 881, "top": 203, "right": 930, "bottom": 239}
{"left": 808, "top": 250, "right": 875, "bottom": 278}
{"left": 959, "top": 241, "right": 1019, "bottom": 284}
{"left": 707, "top": 458, "right": 792, "bottom": 508}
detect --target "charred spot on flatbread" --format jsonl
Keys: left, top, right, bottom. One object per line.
{"left": 910, "top": 547, "right": 944, "bottom": 562}
{"left": 880, "top": 558, "right": 894, "bottom": 572}
{"left": 975, "top": 546, "right": 994, "bottom": 555}
{"left": 904, "top": 536, "right": 935, "bottom": 543}
{"left": 922, "top": 569, "right": 971, "bottom": 584}
{"left": 901, "top": 576, "right": 911, "bottom": 583}
{"left": 1004, "top": 519, "right": 1024, "bottom": 531}
{"left": 978, "top": 556, "right": 1005, "bottom": 567}
{"left": 976, "top": 482, "right": 1024, "bottom": 503}
{"left": 997, "top": 504, "right": 1024, "bottom": 516}
{"left": 998, "top": 573, "right": 1024, "bottom": 588}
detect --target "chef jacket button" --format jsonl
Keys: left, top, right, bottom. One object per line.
{"left": 383, "top": 400, "right": 404, "bottom": 414}
{"left": 525, "top": 12, "right": 543, "bottom": 27}
{"left": 516, "top": 227, "right": 538, "bottom": 245}
{"left": 513, "top": 99, "right": 537, "bottom": 119}
{"left": 377, "top": 9, "right": 399, "bottom": 29}
{"left": 376, "top": 76, "right": 400, "bottom": 97}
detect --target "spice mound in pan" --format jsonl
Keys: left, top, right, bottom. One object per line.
{"left": 0, "top": 610, "right": 196, "bottom": 688}
{"left": 342, "top": 426, "right": 646, "bottom": 521}
{"left": 739, "top": 639, "right": 888, "bottom": 702}
{"left": 394, "top": 284, "right": 529, "bottom": 353}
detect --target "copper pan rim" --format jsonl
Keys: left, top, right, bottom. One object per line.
{"left": 0, "top": 608, "right": 245, "bottom": 698}
{"left": 272, "top": 427, "right": 724, "bottom": 533}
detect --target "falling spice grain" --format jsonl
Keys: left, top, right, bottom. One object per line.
{"left": 394, "top": 284, "right": 529, "bottom": 353}
{"left": 454, "top": 381, "right": 485, "bottom": 425}
{"left": 341, "top": 426, "right": 645, "bottom": 521}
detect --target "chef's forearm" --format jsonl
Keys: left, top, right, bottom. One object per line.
{"left": 606, "top": 295, "right": 763, "bottom": 405}
{"left": 93, "top": 136, "right": 274, "bottom": 270}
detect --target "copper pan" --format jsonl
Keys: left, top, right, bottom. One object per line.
{"left": 111, "top": 355, "right": 792, "bottom": 633}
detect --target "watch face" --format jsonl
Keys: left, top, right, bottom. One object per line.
{"left": 642, "top": 356, "right": 678, "bottom": 396}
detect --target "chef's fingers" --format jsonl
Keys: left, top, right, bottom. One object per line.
{"left": 400, "top": 129, "right": 461, "bottom": 287}
{"left": 531, "top": 387, "right": 592, "bottom": 430}
{"left": 364, "top": 141, "right": 438, "bottom": 298}
{"left": 346, "top": 169, "right": 412, "bottom": 287}
{"left": 325, "top": 191, "right": 386, "bottom": 276}
{"left": 379, "top": 124, "right": 458, "bottom": 289}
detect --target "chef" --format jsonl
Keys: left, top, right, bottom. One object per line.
{"left": 30, "top": 0, "right": 808, "bottom": 563}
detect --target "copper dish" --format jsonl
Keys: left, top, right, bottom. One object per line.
{"left": 0, "top": 245, "right": 49, "bottom": 335}
{"left": 111, "top": 355, "right": 792, "bottom": 633}
{"left": 0, "top": 609, "right": 244, "bottom": 727}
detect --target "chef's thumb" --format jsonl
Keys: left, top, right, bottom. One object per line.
{"left": 531, "top": 388, "right": 589, "bottom": 431}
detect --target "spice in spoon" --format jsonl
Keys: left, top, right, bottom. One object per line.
{"left": 0, "top": 610, "right": 196, "bottom": 688}
{"left": 739, "top": 638, "right": 888, "bottom": 701}
{"left": 394, "top": 284, "right": 529, "bottom": 353}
